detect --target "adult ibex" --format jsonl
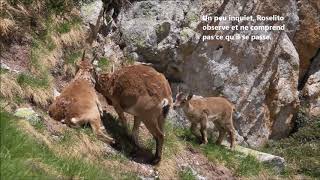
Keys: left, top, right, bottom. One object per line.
{"left": 48, "top": 52, "right": 114, "bottom": 144}
{"left": 95, "top": 64, "right": 173, "bottom": 164}
{"left": 173, "top": 91, "right": 237, "bottom": 149}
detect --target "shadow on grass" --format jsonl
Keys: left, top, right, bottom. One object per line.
{"left": 101, "top": 111, "right": 154, "bottom": 164}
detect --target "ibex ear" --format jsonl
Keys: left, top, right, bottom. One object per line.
{"left": 177, "top": 85, "right": 180, "bottom": 93}
{"left": 187, "top": 92, "right": 193, "bottom": 100}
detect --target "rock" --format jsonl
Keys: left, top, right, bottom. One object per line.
{"left": 167, "top": 109, "right": 189, "bottom": 128}
{"left": 118, "top": 0, "right": 300, "bottom": 147}
{"left": 80, "top": 0, "right": 104, "bottom": 27}
{"left": 293, "top": 0, "right": 320, "bottom": 81}
{"left": 118, "top": 0, "right": 201, "bottom": 80}
{"left": 0, "top": 44, "right": 31, "bottom": 73}
{"left": 302, "top": 70, "right": 320, "bottom": 117}
{"left": 14, "top": 107, "right": 41, "bottom": 125}
{"left": 221, "top": 141, "right": 285, "bottom": 173}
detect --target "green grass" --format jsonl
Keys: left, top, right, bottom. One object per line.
{"left": 263, "top": 112, "right": 320, "bottom": 178}
{"left": 0, "top": 111, "right": 114, "bottom": 179}
{"left": 0, "top": 68, "right": 9, "bottom": 74}
{"left": 175, "top": 127, "right": 273, "bottom": 177}
{"left": 13, "top": 96, "right": 25, "bottom": 105}
{"left": 56, "top": 16, "right": 82, "bottom": 34}
{"left": 179, "top": 167, "right": 197, "bottom": 180}
{"left": 58, "top": 129, "right": 74, "bottom": 145}
{"left": 56, "top": 22, "right": 72, "bottom": 34}
{"left": 17, "top": 73, "right": 50, "bottom": 88}
{"left": 163, "top": 122, "right": 184, "bottom": 157}
{"left": 98, "top": 57, "right": 110, "bottom": 70}
{"left": 140, "top": 121, "right": 183, "bottom": 158}
{"left": 32, "top": 119, "right": 46, "bottom": 132}
{"left": 65, "top": 51, "right": 82, "bottom": 65}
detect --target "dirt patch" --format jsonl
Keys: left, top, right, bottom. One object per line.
{"left": 1, "top": 43, "right": 31, "bottom": 72}
{"left": 177, "top": 146, "right": 235, "bottom": 179}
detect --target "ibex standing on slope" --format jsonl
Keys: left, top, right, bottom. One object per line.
{"left": 95, "top": 64, "right": 173, "bottom": 164}
{"left": 173, "top": 92, "right": 237, "bottom": 149}
{"left": 48, "top": 53, "right": 114, "bottom": 144}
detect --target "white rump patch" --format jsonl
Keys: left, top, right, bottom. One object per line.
{"left": 71, "top": 118, "right": 77, "bottom": 124}
{"left": 53, "top": 88, "right": 60, "bottom": 99}
{"left": 161, "top": 98, "right": 169, "bottom": 107}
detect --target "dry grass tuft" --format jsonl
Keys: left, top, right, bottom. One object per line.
{"left": 0, "top": 74, "right": 23, "bottom": 99}
{"left": 63, "top": 64, "right": 77, "bottom": 78}
{"left": 18, "top": 120, "right": 53, "bottom": 149}
{"left": 24, "top": 86, "right": 54, "bottom": 108}
{"left": 42, "top": 49, "right": 63, "bottom": 68}
{"left": 0, "top": 18, "right": 15, "bottom": 37}
{"left": 60, "top": 28, "right": 86, "bottom": 48}
{"left": 63, "top": 133, "right": 106, "bottom": 162}
{"left": 25, "top": 158, "right": 65, "bottom": 178}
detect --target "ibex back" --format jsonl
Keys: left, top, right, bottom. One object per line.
{"left": 96, "top": 64, "right": 173, "bottom": 164}
{"left": 48, "top": 57, "right": 114, "bottom": 144}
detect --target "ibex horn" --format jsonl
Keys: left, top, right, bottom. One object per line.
{"left": 81, "top": 50, "right": 86, "bottom": 61}
{"left": 111, "top": 64, "right": 115, "bottom": 73}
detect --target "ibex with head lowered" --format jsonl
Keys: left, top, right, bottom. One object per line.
{"left": 95, "top": 64, "right": 173, "bottom": 164}
{"left": 173, "top": 91, "right": 237, "bottom": 149}
{"left": 48, "top": 52, "right": 114, "bottom": 144}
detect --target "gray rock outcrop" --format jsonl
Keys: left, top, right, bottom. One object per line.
{"left": 117, "top": 0, "right": 300, "bottom": 147}
{"left": 302, "top": 54, "right": 320, "bottom": 117}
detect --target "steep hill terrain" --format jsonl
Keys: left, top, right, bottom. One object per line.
{"left": 1, "top": 0, "right": 319, "bottom": 179}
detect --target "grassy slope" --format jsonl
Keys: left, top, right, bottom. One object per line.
{"left": 0, "top": 111, "right": 115, "bottom": 179}
{"left": 263, "top": 113, "right": 320, "bottom": 178}
{"left": 174, "top": 126, "right": 275, "bottom": 178}
{"left": 2, "top": 1, "right": 319, "bottom": 179}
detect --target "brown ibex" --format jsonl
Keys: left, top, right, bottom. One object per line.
{"left": 48, "top": 52, "right": 114, "bottom": 144}
{"left": 173, "top": 91, "right": 237, "bottom": 149}
{"left": 95, "top": 64, "right": 173, "bottom": 164}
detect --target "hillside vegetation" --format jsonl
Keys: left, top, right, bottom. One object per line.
{"left": 1, "top": 0, "right": 319, "bottom": 179}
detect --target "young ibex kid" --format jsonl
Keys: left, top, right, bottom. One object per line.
{"left": 48, "top": 52, "right": 114, "bottom": 144}
{"left": 173, "top": 91, "right": 237, "bottom": 149}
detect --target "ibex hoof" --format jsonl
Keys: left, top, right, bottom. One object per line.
{"left": 109, "top": 139, "right": 116, "bottom": 145}
{"left": 151, "top": 157, "right": 161, "bottom": 165}
{"left": 200, "top": 143, "right": 207, "bottom": 147}
{"left": 200, "top": 140, "right": 208, "bottom": 146}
